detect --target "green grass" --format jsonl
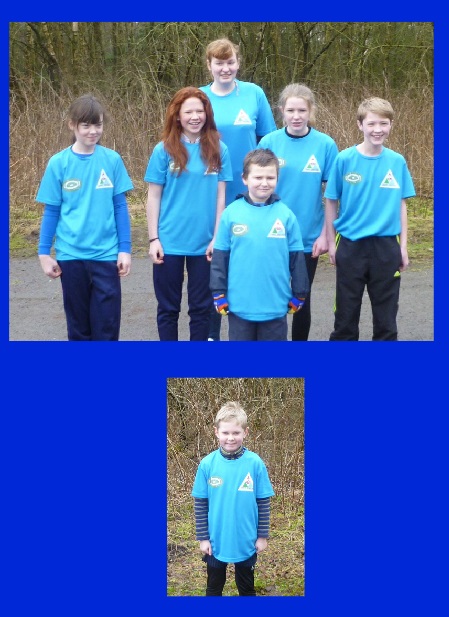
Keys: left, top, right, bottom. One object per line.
{"left": 9, "top": 197, "right": 434, "bottom": 267}
{"left": 167, "top": 495, "right": 305, "bottom": 597}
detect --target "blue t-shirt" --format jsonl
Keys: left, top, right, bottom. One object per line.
{"left": 191, "top": 448, "right": 275, "bottom": 563}
{"left": 36, "top": 145, "right": 134, "bottom": 260}
{"left": 200, "top": 80, "right": 276, "bottom": 205}
{"left": 144, "top": 140, "right": 232, "bottom": 256}
{"left": 214, "top": 197, "right": 304, "bottom": 321}
{"left": 258, "top": 127, "right": 338, "bottom": 252}
{"left": 324, "top": 145, "right": 416, "bottom": 240}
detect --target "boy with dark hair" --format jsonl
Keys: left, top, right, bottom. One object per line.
{"left": 210, "top": 148, "right": 309, "bottom": 341}
{"left": 191, "top": 402, "right": 274, "bottom": 596}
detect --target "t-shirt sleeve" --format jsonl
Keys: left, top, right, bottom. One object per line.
{"left": 191, "top": 463, "right": 208, "bottom": 498}
{"left": 256, "top": 459, "right": 275, "bottom": 498}
{"left": 255, "top": 86, "right": 277, "bottom": 137}
{"left": 219, "top": 143, "right": 233, "bottom": 182}
{"left": 36, "top": 157, "right": 63, "bottom": 206}
{"left": 144, "top": 143, "right": 168, "bottom": 185}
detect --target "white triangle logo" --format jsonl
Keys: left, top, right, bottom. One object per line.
{"left": 303, "top": 154, "right": 321, "bottom": 173}
{"left": 234, "top": 109, "right": 252, "bottom": 125}
{"left": 96, "top": 169, "right": 114, "bottom": 189}
{"left": 238, "top": 472, "right": 254, "bottom": 491}
{"left": 267, "top": 218, "right": 286, "bottom": 238}
{"left": 380, "top": 169, "right": 400, "bottom": 189}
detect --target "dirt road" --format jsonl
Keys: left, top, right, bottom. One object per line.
{"left": 9, "top": 257, "right": 434, "bottom": 341}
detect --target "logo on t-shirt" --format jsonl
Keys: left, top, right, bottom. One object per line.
{"left": 238, "top": 472, "right": 254, "bottom": 492}
{"left": 234, "top": 109, "right": 252, "bottom": 125}
{"left": 302, "top": 155, "right": 321, "bottom": 173}
{"left": 169, "top": 161, "right": 181, "bottom": 174}
{"left": 204, "top": 166, "right": 219, "bottom": 175}
{"left": 380, "top": 169, "right": 400, "bottom": 189}
{"left": 232, "top": 224, "right": 249, "bottom": 236}
{"left": 63, "top": 179, "right": 81, "bottom": 191}
{"left": 96, "top": 169, "right": 114, "bottom": 189}
{"left": 344, "top": 172, "right": 362, "bottom": 184}
{"left": 208, "top": 476, "right": 223, "bottom": 488}
{"left": 267, "top": 219, "right": 286, "bottom": 238}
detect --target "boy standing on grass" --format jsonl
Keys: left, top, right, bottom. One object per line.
{"left": 210, "top": 148, "right": 309, "bottom": 341}
{"left": 191, "top": 402, "right": 274, "bottom": 596}
{"left": 325, "top": 97, "right": 416, "bottom": 341}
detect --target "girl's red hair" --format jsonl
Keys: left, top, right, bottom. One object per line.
{"left": 162, "top": 87, "right": 222, "bottom": 175}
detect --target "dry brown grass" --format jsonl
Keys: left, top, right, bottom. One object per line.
{"left": 167, "top": 378, "right": 305, "bottom": 596}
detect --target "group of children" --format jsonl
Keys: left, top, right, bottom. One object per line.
{"left": 36, "top": 38, "right": 416, "bottom": 342}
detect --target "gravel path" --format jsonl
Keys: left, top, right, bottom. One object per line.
{"left": 9, "top": 257, "right": 434, "bottom": 341}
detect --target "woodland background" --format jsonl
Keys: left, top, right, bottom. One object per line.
{"left": 9, "top": 22, "right": 434, "bottom": 259}
{"left": 167, "top": 377, "right": 305, "bottom": 596}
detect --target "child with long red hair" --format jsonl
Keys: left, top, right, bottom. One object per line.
{"left": 144, "top": 87, "right": 232, "bottom": 340}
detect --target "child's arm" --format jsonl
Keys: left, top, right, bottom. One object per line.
{"left": 146, "top": 183, "right": 164, "bottom": 265}
{"left": 194, "top": 497, "right": 212, "bottom": 555}
{"left": 255, "top": 497, "right": 271, "bottom": 553}
{"left": 210, "top": 248, "right": 230, "bottom": 313}
{"left": 325, "top": 198, "right": 339, "bottom": 265}
{"left": 38, "top": 204, "right": 62, "bottom": 278}
{"left": 399, "top": 198, "right": 409, "bottom": 271}
{"left": 206, "top": 181, "right": 226, "bottom": 262}
{"left": 114, "top": 193, "right": 131, "bottom": 277}
{"left": 290, "top": 251, "right": 310, "bottom": 298}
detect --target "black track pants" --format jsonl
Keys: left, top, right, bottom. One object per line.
{"left": 330, "top": 235, "right": 402, "bottom": 341}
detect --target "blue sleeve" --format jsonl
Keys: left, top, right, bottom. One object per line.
{"left": 255, "top": 86, "right": 277, "bottom": 138}
{"left": 38, "top": 204, "right": 60, "bottom": 255}
{"left": 113, "top": 193, "right": 131, "bottom": 253}
{"left": 219, "top": 143, "right": 233, "bottom": 181}
{"left": 144, "top": 142, "right": 168, "bottom": 184}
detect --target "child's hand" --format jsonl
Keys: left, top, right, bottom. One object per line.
{"left": 288, "top": 297, "right": 305, "bottom": 314}
{"left": 255, "top": 538, "right": 268, "bottom": 553}
{"left": 213, "top": 294, "right": 229, "bottom": 315}
{"left": 117, "top": 252, "right": 131, "bottom": 277}
{"left": 199, "top": 540, "right": 212, "bottom": 555}
{"left": 38, "top": 254, "right": 62, "bottom": 279}
{"left": 149, "top": 239, "right": 164, "bottom": 265}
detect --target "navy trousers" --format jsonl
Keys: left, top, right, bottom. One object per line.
{"left": 58, "top": 259, "right": 121, "bottom": 341}
{"left": 153, "top": 254, "right": 212, "bottom": 341}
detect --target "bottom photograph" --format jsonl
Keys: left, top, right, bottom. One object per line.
{"left": 167, "top": 377, "right": 305, "bottom": 597}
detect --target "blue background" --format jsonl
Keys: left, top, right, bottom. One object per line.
{"left": 3, "top": 8, "right": 447, "bottom": 616}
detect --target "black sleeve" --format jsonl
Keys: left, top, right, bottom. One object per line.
{"left": 289, "top": 251, "right": 310, "bottom": 297}
{"left": 210, "top": 248, "right": 230, "bottom": 295}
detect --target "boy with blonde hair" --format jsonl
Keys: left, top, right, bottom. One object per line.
{"left": 191, "top": 402, "right": 274, "bottom": 595}
{"left": 325, "top": 97, "right": 416, "bottom": 340}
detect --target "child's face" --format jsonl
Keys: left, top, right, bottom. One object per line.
{"left": 281, "top": 96, "right": 310, "bottom": 136}
{"left": 214, "top": 420, "right": 248, "bottom": 452}
{"left": 242, "top": 163, "right": 278, "bottom": 202}
{"left": 207, "top": 53, "right": 239, "bottom": 86}
{"left": 358, "top": 111, "right": 392, "bottom": 148}
{"left": 69, "top": 116, "right": 104, "bottom": 153}
{"left": 178, "top": 97, "right": 206, "bottom": 142}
